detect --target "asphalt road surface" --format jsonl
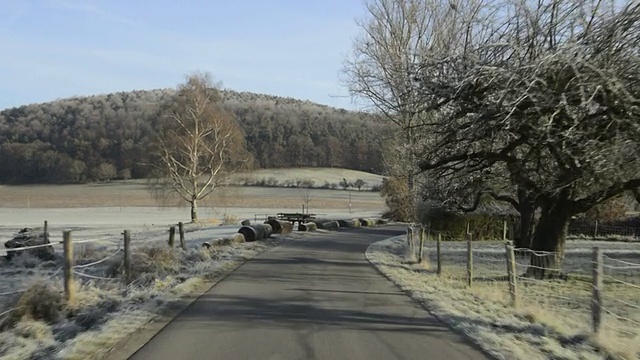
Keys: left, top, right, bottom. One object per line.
{"left": 130, "top": 226, "right": 490, "bottom": 360}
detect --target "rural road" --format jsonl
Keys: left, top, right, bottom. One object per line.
{"left": 129, "top": 226, "right": 489, "bottom": 360}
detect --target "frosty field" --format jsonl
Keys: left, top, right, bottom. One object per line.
{"left": 0, "top": 176, "right": 386, "bottom": 360}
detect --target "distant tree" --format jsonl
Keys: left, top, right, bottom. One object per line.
{"left": 93, "top": 162, "right": 117, "bottom": 182}
{"left": 340, "top": 178, "right": 350, "bottom": 191}
{"left": 354, "top": 179, "right": 366, "bottom": 191}
{"left": 300, "top": 185, "right": 313, "bottom": 214}
{"left": 151, "top": 72, "right": 251, "bottom": 222}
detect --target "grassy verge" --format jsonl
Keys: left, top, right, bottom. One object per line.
{"left": 0, "top": 235, "right": 284, "bottom": 359}
{"left": 366, "top": 236, "right": 640, "bottom": 360}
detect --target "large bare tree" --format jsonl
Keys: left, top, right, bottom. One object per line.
{"left": 414, "top": 0, "right": 640, "bottom": 276}
{"left": 152, "top": 73, "right": 250, "bottom": 222}
{"left": 344, "top": 0, "right": 464, "bottom": 220}
{"left": 345, "top": 0, "right": 513, "bottom": 222}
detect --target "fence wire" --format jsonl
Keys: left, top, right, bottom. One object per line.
{"left": 409, "top": 229, "right": 640, "bottom": 358}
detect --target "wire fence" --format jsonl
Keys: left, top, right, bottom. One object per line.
{"left": 0, "top": 224, "right": 169, "bottom": 321}
{"left": 0, "top": 217, "right": 257, "bottom": 323}
{"left": 568, "top": 221, "right": 640, "bottom": 240}
{"left": 405, "top": 225, "right": 640, "bottom": 356}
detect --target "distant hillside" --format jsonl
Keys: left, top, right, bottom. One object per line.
{"left": 0, "top": 89, "right": 386, "bottom": 184}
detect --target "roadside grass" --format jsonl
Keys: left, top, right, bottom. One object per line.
{"left": 0, "top": 235, "right": 283, "bottom": 359}
{"left": 366, "top": 236, "right": 640, "bottom": 360}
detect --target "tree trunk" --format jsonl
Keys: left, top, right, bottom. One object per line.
{"left": 515, "top": 189, "right": 535, "bottom": 249}
{"left": 190, "top": 197, "right": 198, "bottom": 223}
{"left": 527, "top": 198, "right": 572, "bottom": 279}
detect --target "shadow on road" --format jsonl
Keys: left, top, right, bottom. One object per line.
{"left": 249, "top": 256, "right": 368, "bottom": 267}
{"left": 173, "top": 293, "right": 452, "bottom": 335}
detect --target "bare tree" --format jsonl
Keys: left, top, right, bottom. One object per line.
{"left": 345, "top": 0, "right": 443, "bottom": 219}
{"left": 414, "top": 0, "right": 640, "bottom": 276}
{"left": 151, "top": 73, "right": 251, "bottom": 222}
{"left": 300, "top": 186, "right": 313, "bottom": 214}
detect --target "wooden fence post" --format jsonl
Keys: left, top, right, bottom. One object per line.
{"left": 467, "top": 233, "right": 473, "bottom": 287}
{"left": 436, "top": 233, "right": 442, "bottom": 275}
{"left": 594, "top": 220, "right": 599, "bottom": 238}
{"left": 503, "top": 219, "right": 508, "bottom": 241}
{"left": 168, "top": 226, "right": 176, "bottom": 248}
{"left": 506, "top": 241, "right": 518, "bottom": 308}
{"left": 406, "top": 226, "right": 414, "bottom": 262}
{"left": 592, "top": 247, "right": 603, "bottom": 334}
{"left": 123, "top": 230, "right": 131, "bottom": 283}
{"left": 418, "top": 225, "right": 426, "bottom": 263}
{"left": 63, "top": 231, "right": 75, "bottom": 304}
{"left": 178, "top": 222, "right": 186, "bottom": 250}
{"left": 44, "top": 220, "right": 49, "bottom": 243}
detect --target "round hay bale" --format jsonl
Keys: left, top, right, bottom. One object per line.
{"left": 319, "top": 221, "right": 339, "bottom": 230}
{"left": 231, "top": 233, "right": 246, "bottom": 243}
{"left": 310, "top": 219, "right": 330, "bottom": 227}
{"left": 265, "top": 219, "right": 293, "bottom": 234}
{"left": 238, "top": 226, "right": 259, "bottom": 242}
{"left": 337, "top": 219, "right": 348, "bottom": 227}
{"left": 239, "top": 224, "right": 273, "bottom": 241}
{"left": 298, "top": 222, "right": 317, "bottom": 232}
{"left": 351, "top": 219, "right": 361, "bottom": 227}
{"left": 241, "top": 219, "right": 251, "bottom": 226}
{"left": 256, "top": 224, "right": 273, "bottom": 239}
{"left": 360, "top": 218, "right": 376, "bottom": 227}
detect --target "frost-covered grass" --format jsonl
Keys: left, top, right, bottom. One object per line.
{"left": 0, "top": 230, "right": 285, "bottom": 360}
{"left": 366, "top": 236, "right": 640, "bottom": 360}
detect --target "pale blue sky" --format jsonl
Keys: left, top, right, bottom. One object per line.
{"left": 0, "top": 0, "right": 366, "bottom": 110}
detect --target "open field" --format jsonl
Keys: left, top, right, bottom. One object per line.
{"left": 0, "top": 182, "right": 386, "bottom": 253}
{"left": 0, "top": 182, "right": 384, "bottom": 209}
{"left": 367, "top": 236, "right": 640, "bottom": 360}
{"left": 0, "top": 169, "right": 388, "bottom": 359}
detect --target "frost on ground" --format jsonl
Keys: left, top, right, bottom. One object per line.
{"left": 0, "top": 229, "right": 288, "bottom": 360}
{"left": 366, "top": 236, "right": 640, "bottom": 360}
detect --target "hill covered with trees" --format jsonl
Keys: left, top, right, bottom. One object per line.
{"left": 0, "top": 89, "right": 385, "bottom": 184}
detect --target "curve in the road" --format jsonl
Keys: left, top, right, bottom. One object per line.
{"left": 127, "top": 226, "right": 490, "bottom": 360}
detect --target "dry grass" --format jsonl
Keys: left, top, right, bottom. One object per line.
{"left": 0, "top": 231, "right": 284, "bottom": 360}
{"left": 4, "top": 282, "right": 65, "bottom": 328}
{"left": 221, "top": 213, "right": 240, "bottom": 225}
{"left": 367, "top": 236, "right": 640, "bottom": 360}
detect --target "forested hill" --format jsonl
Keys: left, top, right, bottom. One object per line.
{"left": 0, "top": 89, "right": 385, "bottom": 184}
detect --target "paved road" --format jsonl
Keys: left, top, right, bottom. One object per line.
{"left": 130, "top": 226, "right": 489, "bottom": 360}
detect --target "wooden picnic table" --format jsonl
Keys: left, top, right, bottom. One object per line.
{"left": 276, "top": 213, "right": 316, "bottom": 224}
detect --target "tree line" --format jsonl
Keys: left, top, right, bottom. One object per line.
{"left": 0, "top": 89, "right": 385, "bottom": 184}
